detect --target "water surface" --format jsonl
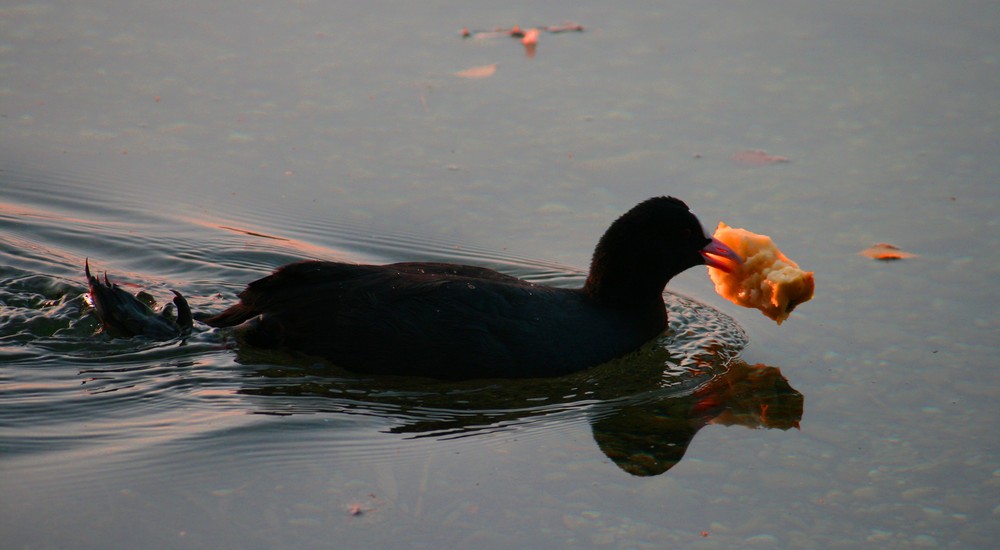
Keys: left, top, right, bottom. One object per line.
{"left": 2, "top": 0, "right": 998, "bottom": 548}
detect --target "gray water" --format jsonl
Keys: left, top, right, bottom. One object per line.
{"left": 2, "top": 1, "right": 998, "bottom": 548}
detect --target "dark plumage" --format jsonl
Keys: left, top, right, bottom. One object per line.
{"left": 85, "top": 259, "right": 192, "bottom": 338}
{"left": 198, "top": 196, "right": 740, "bottom": 379}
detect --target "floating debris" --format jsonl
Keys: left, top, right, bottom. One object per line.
{"left": 521, "top": 28, "right": 540, "bottom": 57}
{"left": 461, "top": 23, "right": 584, "bottom": 57}
{"left": 454, "top": 63, "right": 498, "bottom": 79}
{"left": 731, "top": 149, "right": 791, "bottom": 166}
{"left": 860, "top": 243, "right": 918, "bottom": 261}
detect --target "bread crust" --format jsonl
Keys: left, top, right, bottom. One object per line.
{"left": 708, "top": 223, "right": 814, "bottom": 324}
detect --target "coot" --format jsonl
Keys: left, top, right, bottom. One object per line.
{"left": 196, "top": 196, "right": 740, "bottom": 379}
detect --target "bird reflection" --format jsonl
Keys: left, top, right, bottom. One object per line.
{"left": 236, "top": 340, "right": 802, "bottom": 477}
{"left": 589, "top": 361, "right": 801, "bottom": 476}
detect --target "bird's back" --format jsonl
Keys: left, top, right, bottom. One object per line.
{"left": 204, "top": 261, "right": 664, "bottom": 378}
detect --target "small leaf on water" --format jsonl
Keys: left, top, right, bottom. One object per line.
{"left": 859, "top": 243, "right": 918, "bottom": 261}
{"left": 454, "top": 64, "right": 498, "bottom": 79}
{"left": 731, "top": 149, "right": 791, "bottom": 166}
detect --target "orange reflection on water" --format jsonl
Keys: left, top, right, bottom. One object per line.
{"left": 176, "top": 214, "right": 345, "bottom": 261}
{"left": 0, "top": 200, "right": 131, "bottom": 228}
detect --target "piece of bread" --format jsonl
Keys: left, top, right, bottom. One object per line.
{"left": 708, "top": 222, "right": 814, "bottom": 324}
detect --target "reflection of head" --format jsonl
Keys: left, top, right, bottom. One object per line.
{"left": 592, "top": 407, "right": 698, "bottom": 476}
{"left": 591, "top": 361, "right": 803, "bottom": 476}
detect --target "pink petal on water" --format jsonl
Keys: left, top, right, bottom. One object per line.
{"left": 731, "top": 149, "right": 791, "bottom": 166}
{"left": 454, "top": 64, "right": 498, "bottom": 79}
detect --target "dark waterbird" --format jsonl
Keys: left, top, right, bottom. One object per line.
{"left": 86, "top": 196, "right": 740, "bottom": 379}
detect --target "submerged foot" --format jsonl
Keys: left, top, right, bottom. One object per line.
{"left": 85, "top": 259, "right": 192, "bottom": 338}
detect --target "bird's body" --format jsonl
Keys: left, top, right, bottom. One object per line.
{"left": 204, "top": 261, "right": 666, "bottom": 379}
{"left": 88, "top": 197, "right": 740, "bottom": 379}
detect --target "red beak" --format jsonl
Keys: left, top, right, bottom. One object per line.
{"left": 700, "top": 237, "right": 742, "bottom": 273}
